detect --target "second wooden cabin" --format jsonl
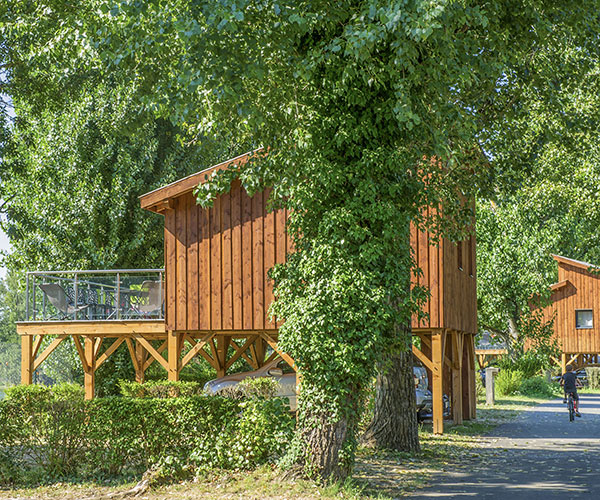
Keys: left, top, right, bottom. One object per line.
{"left": 539, "top": 254, "right": 600, "bottom": 372}
{"left": 140, "top": 151, "right": 477, "bottom": 433}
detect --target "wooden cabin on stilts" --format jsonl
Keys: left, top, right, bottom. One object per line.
{"left": 17, "top": 151, "right": 477, "bottom": 434}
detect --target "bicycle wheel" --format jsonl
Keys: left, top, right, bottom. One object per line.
{"left": 568, "top": 397, "right": 575, "bottom": 421}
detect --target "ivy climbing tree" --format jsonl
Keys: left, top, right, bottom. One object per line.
{"left": 2, "top": 0, "right": 600, "bottom": 482}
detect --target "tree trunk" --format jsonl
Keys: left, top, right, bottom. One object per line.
{"left": 299, "top": 410, "right": 356, "bottom": 482}
{"left": 362, "top": 340, "right": 420, "bottom": 452}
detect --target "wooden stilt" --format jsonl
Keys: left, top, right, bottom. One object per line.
{"left": 135, "top": 341, "right": 147, "bottom": 383}
{"left": 431, "top": 330, "right": 445, "bottom": 435}
{"left": 451, "top": 331, "right": 464, "bottom": 425}
{"left": 84, "top": 336, "right": 96, "bottom": 400}
{"left": 561, "top": 353, "right": 567, "bottom": 374}
{"left": 216, "top": 335, "right": 231, "bottom": 377}
{"left": 167, "top": 330, "right": 180, "bottom": 381}
{"left": 21, "top": 335, "right": 33, "bottom": 385}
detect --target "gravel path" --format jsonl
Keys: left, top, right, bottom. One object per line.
{"left": 409, "top": 393, "right": 600, "bottom": 499}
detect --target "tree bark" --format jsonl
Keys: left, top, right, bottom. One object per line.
{"left": 299, "top": 410, "right": 356, "bottom": 482}
{"left": 361, "top": 339, "right": 420, "bottom": 453}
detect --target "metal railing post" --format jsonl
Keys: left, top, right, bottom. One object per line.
{"left": 32, "top": 274, "right": 36, "bottom": 321}
{"left": 73, "top": 273, "right": 79, "bottom": 320}
{"left": 25, "top": 273, "right": 30, "bottom": 321}
{"left": 116, "top": 272, "right": 121, "bottom": 320}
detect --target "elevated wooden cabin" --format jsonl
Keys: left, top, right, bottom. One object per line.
{"left": 539, "top": 255, "right": 600, "bottom": 372}
{"left": 19, "top": 151, "right": 477, "bottom": 434}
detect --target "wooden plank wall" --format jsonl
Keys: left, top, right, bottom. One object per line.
{"left": 410, "top": 218, "right": 443, "bottom": 329}
{"left": 443, "top": 234, "right": 477, "bottom": 334}
{"left": 410, "top": 216, "right": 477, "bottom": 334}
{"left": 164, "top": 181, "right": 289, "bottom": 332}
{"left": 165, "top": 185, "right": 476, "bottom": 334}
{"left": 542, "top": 263, "right": 600, "bottom": 354}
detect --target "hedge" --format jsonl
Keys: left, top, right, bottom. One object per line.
{"left": 0, "top": 383, "right": 294, "bottom": 485}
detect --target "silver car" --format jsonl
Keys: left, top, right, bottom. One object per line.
{"left": 205, "top": 359, "right": 435, "bottom": 417}
{"left": 204, "top": 358, "right": 298, "bottom": 410}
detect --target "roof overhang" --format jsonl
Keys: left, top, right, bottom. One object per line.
{"left": 139, "top": 149, "right": 262, "bottom": 214}
{"left": 552, "top": 254, "right": 599, "bottom": 272}
{"left": 550, "top": 279, "right": 570, "bottom": 292}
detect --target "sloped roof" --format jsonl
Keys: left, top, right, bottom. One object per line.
{"left": 552, "top": 254, "right": 599, "bottom": 271}
{"left": 139, "top": 149, "right": 262, "bottom": 213}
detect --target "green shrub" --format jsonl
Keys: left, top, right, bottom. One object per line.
{"left": 519, "top": 376, "right": 558, "bottom": 398}
{"left": 586, "top": 367, "right": 600, "bottom": 389}
{"left": 118, "top": 380, "right": 204, "bottom": 398}
{"left": 495, "top": 369, "right": 523, "bottom": 396}
{"left": 0, "top": 383, "right": 294, "bottom": 485}
{"left": 218, "top": 377, "right": 281, "bottom": 400}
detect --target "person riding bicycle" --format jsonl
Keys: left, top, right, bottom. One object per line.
{"left": 561, "top": 365, "right": 582, "bottom": 417}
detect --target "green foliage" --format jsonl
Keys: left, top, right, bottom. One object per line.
{"left": 218, "top": 377, "right": 281, "bottom": 401}
{"left": 518, "top": 376, "right": 559, "bottom": 398}
{"left": 497, "top": 310, "right": 560, "bottom": 378}
{"left": 585, "top": 367, "right": 600, "bottom": 390}
{"left": 495, "top": 370, "right": 524, "bottom": 397}
{"left": 118, "top": 380, "right": 204, "bottom": 398}
{"left": 4, "top": 0, "right": 600, "bottom": 481}
{"left": 0, "top": 383, "right": 294, "bottom": 485}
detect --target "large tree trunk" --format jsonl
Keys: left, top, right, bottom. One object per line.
{"left": 299, "top": 410, "right": 356, "bottom": 482}
{"left": 362, "top": 340, "right": 420, "bottom": 452}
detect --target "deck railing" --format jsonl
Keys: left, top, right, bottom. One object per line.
{"left": 25, "top": 269, "right": 164, "bottom": 322}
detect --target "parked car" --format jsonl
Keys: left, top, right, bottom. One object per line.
{"left": 204, "top": 358, "right": 298, "bottom": 410}
{"left": 204, "top": 358, "right": 449, "bottom": 418}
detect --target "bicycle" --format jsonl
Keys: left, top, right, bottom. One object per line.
{"left": 566, "top": 392, "right": 575, "bottom": 422}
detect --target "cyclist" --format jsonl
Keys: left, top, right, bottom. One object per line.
{"left": 561, "top": 365, "right": 582, "bottom": 417}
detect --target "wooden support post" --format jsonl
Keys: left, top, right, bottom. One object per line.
{"left": 167, "top": 331, "right": 180, "bottom": 381}
{"left": 84, "top": 336, "right": 96, "bottom": 400}
{"left": 21, "top": 335, "right": 33, "bottom": 385}
{"left": 431, "top": 330, "right": 445, "bottom": 435}
{"left": 561, "top": 353, "right": 567, "bottom": 375}
{"left": 451, "top": 331, "right": 463, "bottom": 425}
{"left": 216, "top": 335, "right": 231, "bottom": 377}
{"left": 465, "top": 334, "right": 476, "bottom": 420}
{"left": 135, "top": 341, "right": 147, "bottom": 383}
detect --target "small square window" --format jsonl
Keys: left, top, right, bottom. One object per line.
{"left": 576, "top": 310, "right": 593, "bottom": 329}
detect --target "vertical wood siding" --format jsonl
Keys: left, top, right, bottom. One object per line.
{"left": 542, "top": 262, "right": 600, "bottom": 354}
{"left": 165, "top": 182, "right": 288, "bottom": 331}
{"left": 166, "top": 186, "right": 476, "bottom": 334}
{"left": 410, "top": 214, "right": 477, "bottom": 335}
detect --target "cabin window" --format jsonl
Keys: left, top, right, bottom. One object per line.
{"left": 576, "top": 310, "right": 593, "bottom": 329}
{"left": 457, "top": 241, "right": 463, "bottom": 271}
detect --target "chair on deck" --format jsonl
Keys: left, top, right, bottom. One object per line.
{"left": 134, "top": 281, "right": 163, "bottom": 318}
{"left": 38, "top": 283, "right": 90, "bottom": 319}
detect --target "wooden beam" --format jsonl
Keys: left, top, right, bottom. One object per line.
{"left": 226, "top": 335, "right": 258, "bottom": 370}
{"left": 17, "top": 320, "right": 166, "bottom": 336}
{"left": 143, "top": 340, "right": 168, "bottom": 371}
{"left": 32, "top": 335, "right": 43, "bottom": 361}
{"left": 181, "top": 333, "right": 215, "bottom": 368}
{"left": 96, "top": 337, "right": 126, "bottom": 370}
{"left": 137, "top": 335, "right": 170, "bottom": 372}
{"left": 94, "top": 338, "right": 104, "bottom": 357}
{"left": 431, "top": 330, "right": 444, "bottom": 435}
{"left": 135, "top": 340, "right": 147, "bottom": 383}
{"left": 260, "top": 332, "right": 295, "bottom": 370}
{"left": 21, "top": 334, "right": 33, "bottom": 385}
{"left": 412, "top": 344, "right": 433, "bottom": 371}
{"left": 72, "top": 335, "right": 90, "bottom": 373}
{"left": 84, "top": 337, "right": 96, "bottom": 400}
{"left": 451, "top": 331, "right": 464, "bottom": 425}
{"left": 33, "top": 335, "right": 67, "bottom": 371}
{"left": 125, "top": 338, "right": 140, "bottom": 374}
{"left": 167, "top": 331, "right": 180, "bottom": 380}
